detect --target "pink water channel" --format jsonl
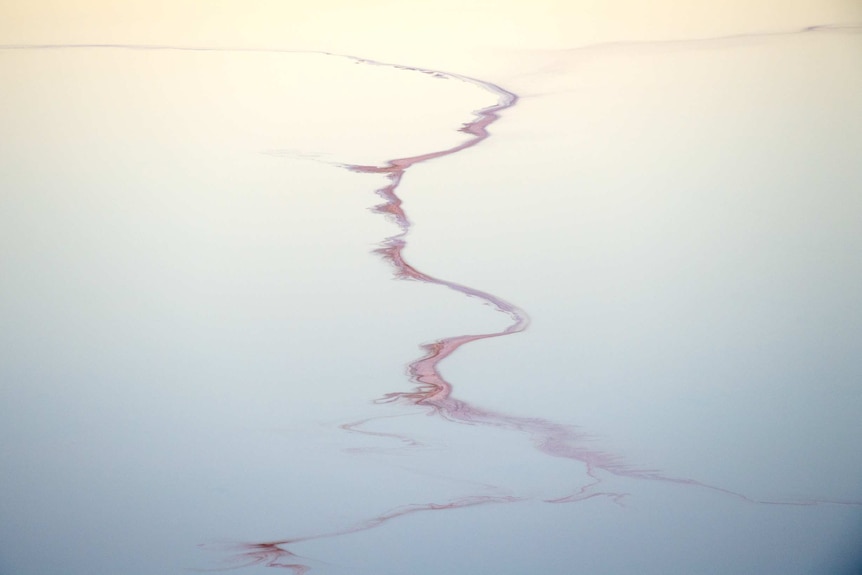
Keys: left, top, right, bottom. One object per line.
{"left": 2, "top": 28, "right": 860, "bottom": 574}
{"left": 192, "top": 37, "right": 861, "bottom": 572}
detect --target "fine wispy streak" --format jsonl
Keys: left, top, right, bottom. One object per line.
{"left": 7, "top": 25, "right": 860, "bottom": 572}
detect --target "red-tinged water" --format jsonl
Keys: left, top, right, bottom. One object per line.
{"left": 210, "top": 34, "right": 861, "bottom": 572}
{"left": 2, "top": 20, "right": 862, "bottom": 575}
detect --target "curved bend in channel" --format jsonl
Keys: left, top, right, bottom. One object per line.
{"left": 210, "top": 27, "right": 862, "bottom": 572}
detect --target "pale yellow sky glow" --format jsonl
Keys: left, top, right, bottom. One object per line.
{"left": 3, "top": 0, "right": 860, "bottom": 57}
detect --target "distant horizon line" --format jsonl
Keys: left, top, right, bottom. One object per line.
{"left": 1, "top": 21, "right": 860, "bottom": 57}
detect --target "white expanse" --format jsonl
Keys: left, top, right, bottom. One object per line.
{"left": 1, "top": 3, "right": 861, "bottom": 574}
